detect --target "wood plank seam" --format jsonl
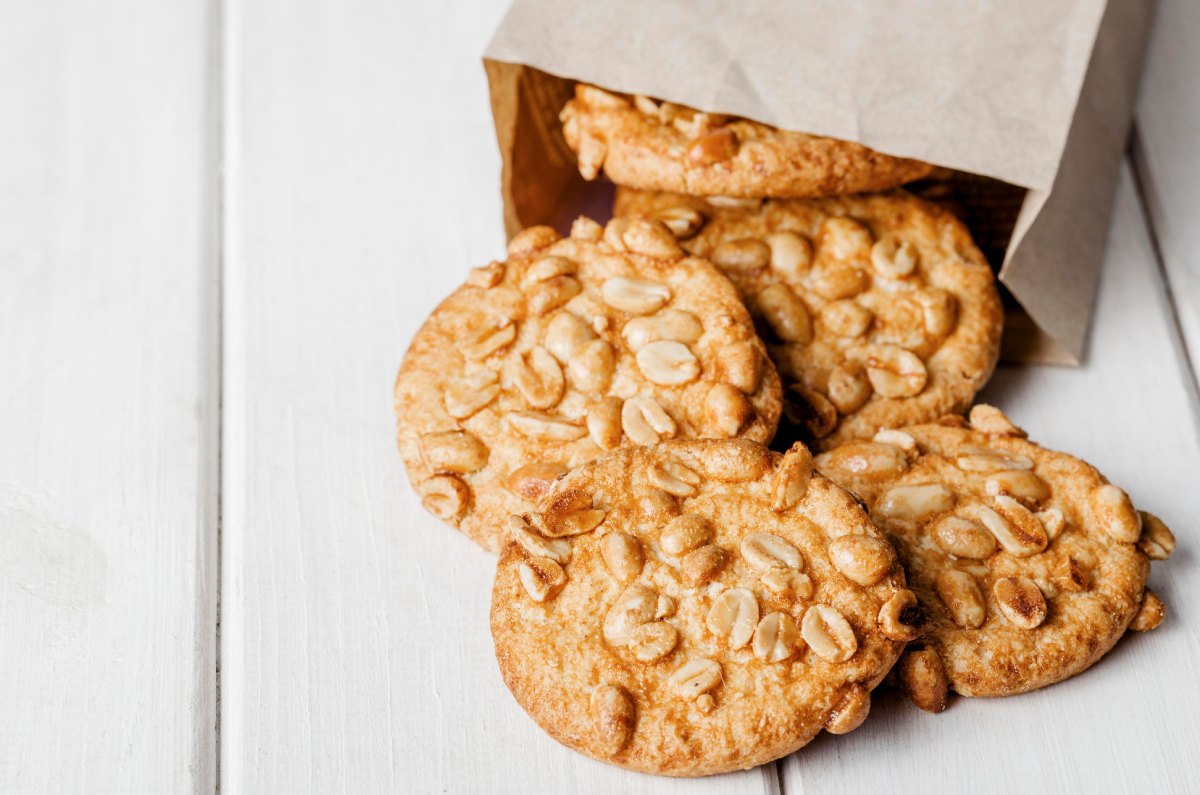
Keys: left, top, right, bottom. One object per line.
{"left": 1129, "top": 127, "right": 1200, "bottom": 432}
{"left": 209, "top": 0, "right": 227, "bottom": 789}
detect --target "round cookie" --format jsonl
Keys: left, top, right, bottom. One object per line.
{"left": 814, "top": 406, "right": 1175, "bottom": 709}
{"left": 561, "top": 83, "right": 933, "bottom": 199}
{"left": 615, "top": 187, "right": 1003, "bottom": 449}
{"left": 491, "top": 439, "right": 917, "bottom": 776}
{"left": 395, "top": 217, "right": 782, "bottom": 552}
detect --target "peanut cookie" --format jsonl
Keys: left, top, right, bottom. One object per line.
{"left": 815, "top": 406, "right": 1175, "bottom": 709}
{"left": 491, "top": 439, "right": 915, "bottom": 776}
{"left": 395, "top": 218, "right": 782, "bottom": 552}
{"left": 615, "top": 187, "right": 1003, "bottom": 449}
{"left": 561, "top": 84, "right": 932, "bottom": 198}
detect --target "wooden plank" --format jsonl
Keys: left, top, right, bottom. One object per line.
{"left": 219, "top": 0, "right": 772, "bottom": 790}
{"left": 1134, "top": 0, "right": 1200, "bottom": 378}
{"left": 0, "top": 1, "right": 219, "bottom": 792}
{"left": 781, "top": 164, "right": 1200, "bottom": 792}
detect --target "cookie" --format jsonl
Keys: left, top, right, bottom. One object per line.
{"left": 491, "top": 439, "right": 916, "bottom": 776}
{"left": 561, "top": 84, "right": 933, "bottom": 198}
{"left": 814, "top": 406, "right": 1174, "bottom": 709}
{"left": 395, "top": 217, "right": 782, "bottom": 552}
{"left": 615, "top": 187, "right": 1003, "bottom": 449}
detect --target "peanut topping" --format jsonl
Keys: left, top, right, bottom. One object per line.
{"left": 586, "top": 396, "right": 623, "bottom": 451}
{"left": 590, "top": 684, "right": 636, "bottom": 755}
{"left": 827, "top": 535, "right": 895, "bottom": 586}
{"left": 761, "top": 568, "right": 814, "bottom": 598}
{"left": 660, "top": 514, "right": 714, "bottom": 557}
{"left": 766, "top": 232, "right": 812, "bottom": 279}
{"left": 801, "top": 604, "right": 858, "bottom": 663}
{"left": 621, "top": 396, "right": 677, "bottom": 446}
{"left": 815, "top": 441, "right": 910, "bottom": 481}
{"left": 527, "top": 275, "right": 582, "bottom": 316}
{"left": 602, "top": 531, "right": 644, "bottom": 582}
{"left": 981, "top": 496, "right": 1048, "bottom": 557}
{"left": 669, "top": 658, "right": 722, "bottom": 700}
{"left": 621, "top": 309, "right": 703, "bottom": 350}
{"left": 1089, "top": 483, "right": 1142, "bottom": 543}
{"left": 706, "top": 588, "right": 760, "bottom": 650}
{"left": 543, "top": 311, "right": 596, "bottom": 363}
{"left": 741, "top": 532, "right": 804, "bottom": 571}
{"left": 680, "top": 544, "right": 727, "bottom": 587}
{"left": 1138, "top": 511, "right": 1176, "bottom": 560}
{"left": 601, "top": 276, "right": 671, "bottom": 314}
{"left": 820, "top": 300, "right": 873, "bottom": 338}
{"left": 870, "top": 236, "right": 918, "bottom": 278}
{"left": 616, "top": 218, "right": 683, "bottom": 259}
{"left": 992, "top": 576, "right": 1047, "bottom": 630}
{"left": 506, "top": 346, "right": 565, "bottom": 409}
{"left": 878, "top": 590, "right": 922, "bottom": 641}
{"left": 898, "top": 649, "right": 948, "bottom": 713}
{"left": 812, "top": 265, "right": 871, "bottom": 301}
{"left": 647, "top": 459, "right": 702, "bottom": 497}
{"left": 1130, "top": 589, "right": 1166, "bottom": 632}
{"left": 418, "top": 475, "right": 469, "bottom": 521}
{"left": 629, "top": 621, "right": 679, "bottom": 662}
{"left": 711, "top": 238, "right": 770, "bottom": 271}
{"left": 752, "top": 612, "right": 802, "bottom": 663}
{"left": 420, "top": 430, "right": 489, "bottom": 474}
{"left": 968, "top": 404, "right": 1025, "bottom": 436}
{"left": 705, "top": 383, "right": 754, "bottom": 437}
{"left": 984, "top": 470, "right": 1049, "bottom": 508}
{"left": 518, "top": 556, "right": 567, "bottom": 602}
{"left": 772, "top": 444, "right": 814, "bottom": 511}
{"left": 932, "top": 515, "right": 997, "bottom": 559}
{"left": 636, "top": 340, "right": 700, "bottom": 385}
{"left": 877, "top": 483, "right": 955, "bottom": 523}
{"left": 935, "top": 569, "right": 986, "bottom": 628}
{"left": 848, "top": 344, "right": 928, "bottom": 398}
{"left": 507, "top": 515, "right": 571, "bottom": 564}
{"left": 652, "top": 206, "right": 705, "bottom": 239}
{"left": 542, "top": 488, "right": 607, "bottom": 537}
{"left": 825, "top": 685, "right": 871, "bottom": 735}
{"left": 566, "top": 339, "right": 615, "bottom": 394}
{"left": 603, "top": 585, "right": 658, "bottom": 646}
{"left": 757, "top": 283, "right": 813, "bottom": 344}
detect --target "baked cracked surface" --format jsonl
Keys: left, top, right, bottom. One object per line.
{"left": 814, "top": 406, "right": 1173, "bottom": 705}
{"left": 615, "top": 187, "right": 1003, "bottom": 449}
{"left": 491, "top": 439, "right": 914, "bottom": 776}
{"left": 562, "top": 83, "right": 933, "bottom": 199}
{"left": 395, "top": 217, "right": 781, "bottom": 551}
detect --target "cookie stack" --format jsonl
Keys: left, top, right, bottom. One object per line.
{"left": 394, "top": 83, "right": 1175, "bottom": 777}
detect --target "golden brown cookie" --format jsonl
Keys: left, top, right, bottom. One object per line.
{"left": 815, "top": 406, "right": 1174, "bottom": 708}
{"left": 615, "top": 187, "right": 1003, "bottom": 449}
{"left": 561, "top": 84, "right": 933, "bottom": 198}
{"left": 491, "top": 439, "right": 915, "bottom": 776}
{"left": 395, "top": 218, "right": 782, "bottom": 552}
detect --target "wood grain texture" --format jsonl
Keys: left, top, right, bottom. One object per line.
{"left": 783, "top": 165, "right": 1200, "bottom": 792}
{"left": 0, "top": 1, "right": 219, "bottom": 792}
{"left": 1135, "top": 0, "right": 1200, "bottom": 379}
{"left": 221, "top": 0, "right": 767, "bottom": 791}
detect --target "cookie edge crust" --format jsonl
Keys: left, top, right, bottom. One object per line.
{"left": 489, "top": 440, "right": 906, "bottom": 776}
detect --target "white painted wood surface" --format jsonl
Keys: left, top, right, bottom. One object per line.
{"left": 0, "top": 1, "right": 218, "bottom": 792}
{"left": 1136, "top": 0, "right": 1200, "bottom": 378}
{"left": 4, "top": 0, "right": 1200, "bottom": 792}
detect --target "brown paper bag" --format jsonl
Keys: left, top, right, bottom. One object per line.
{"left": 483, "top": 0, "right": 1155, "bottom": 364}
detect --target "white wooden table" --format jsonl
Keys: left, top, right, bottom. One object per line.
{"left": 2, "top": 1, "right": 1198, "bottom": 792}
